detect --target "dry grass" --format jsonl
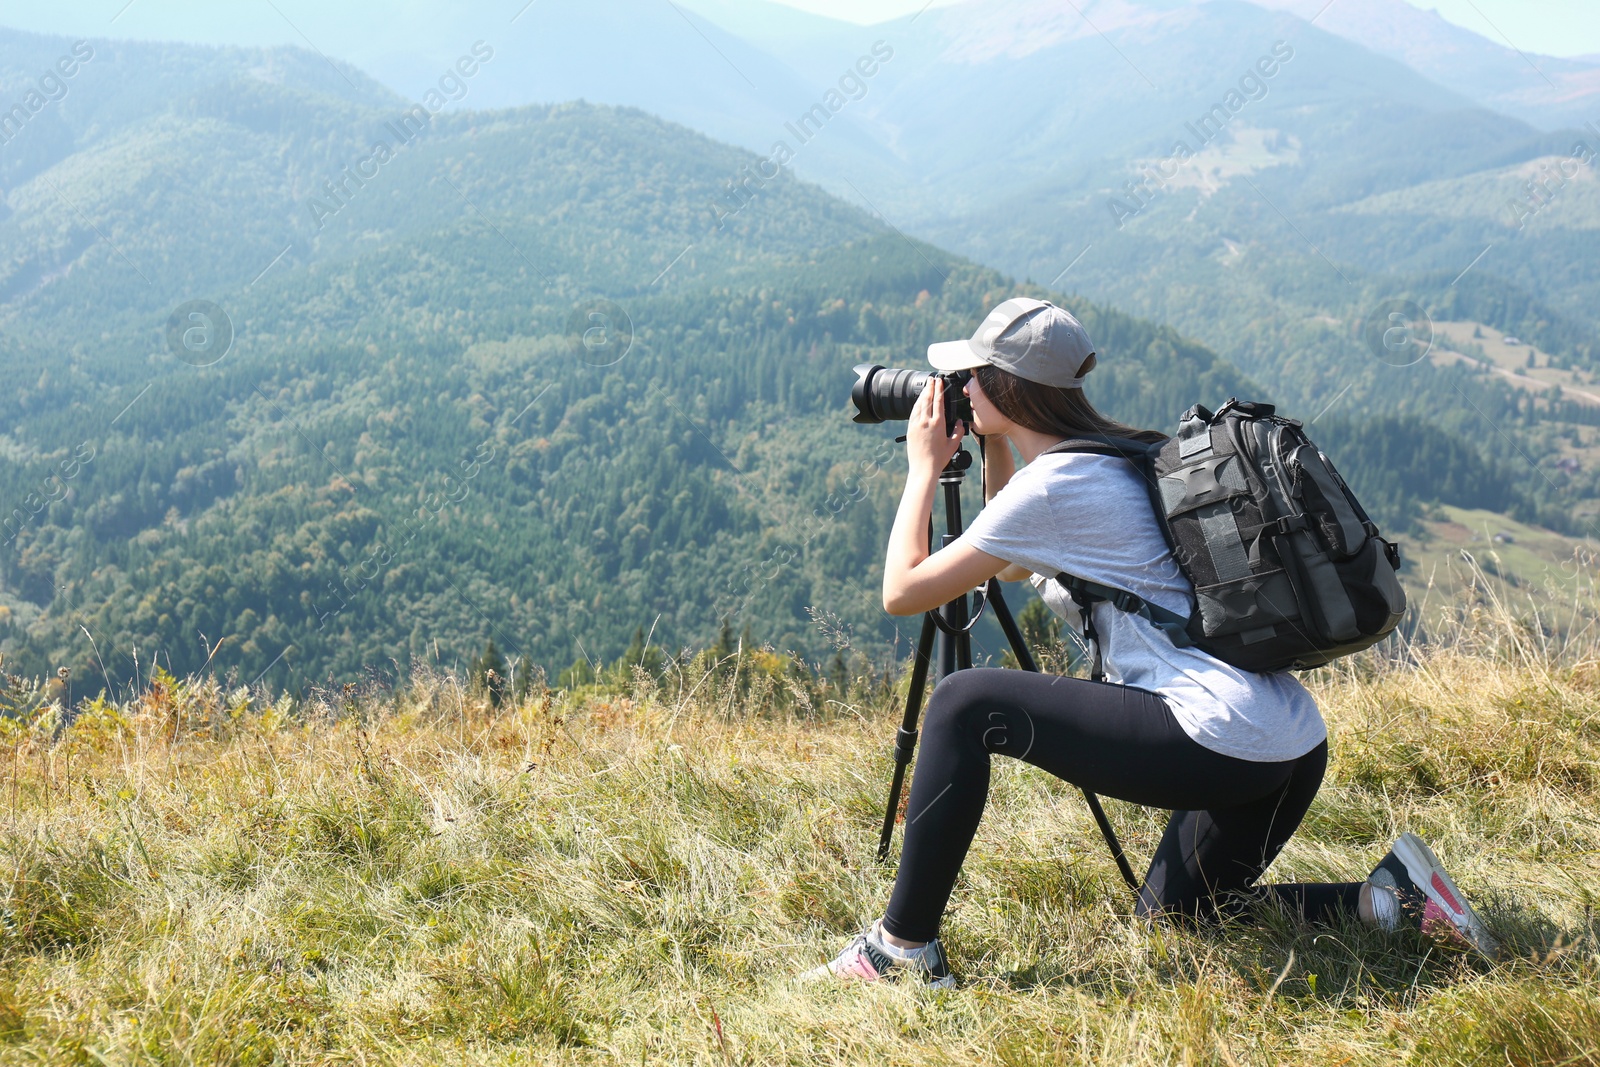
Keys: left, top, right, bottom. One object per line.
{"left": 1, "top": 581, "right": 1599, "bottom": 1064}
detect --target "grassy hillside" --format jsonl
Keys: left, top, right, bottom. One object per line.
{"left": 1395, "top": 504, "right": 1600, "bottom": 640}
{"left": 0, "top": 600, "right": 1596, "bottom": 1063}
{"left": 1432, "top": 321, "right": 1600, "bottom": 411}
{"left": 1336, "top": 155, "right": 1600, "bottom": 232}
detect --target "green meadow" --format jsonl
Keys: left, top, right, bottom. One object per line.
{"left": 1, "top": 575, "right": 1597, "bottom": 1065}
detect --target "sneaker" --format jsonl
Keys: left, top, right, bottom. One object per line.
{"left": 797, "top": 919, "right": 956, "bottom": 988}
{"left": 1368, "top": 832, "right": 1497, "bottom": 958}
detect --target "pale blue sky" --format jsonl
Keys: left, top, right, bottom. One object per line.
{"left": 1410, "top": 0, "right": 1597, "bottom": 57}
{"left": 1, "top": 0, "right": 1593, "bottom": 59}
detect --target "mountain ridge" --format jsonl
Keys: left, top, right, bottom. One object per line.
{"left": 1241, "top": 0, "right": 1600, "bottom": 129}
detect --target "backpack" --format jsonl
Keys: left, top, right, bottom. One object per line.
{"left": 1043, "top": 398, "right": 1407, "bottom": 676}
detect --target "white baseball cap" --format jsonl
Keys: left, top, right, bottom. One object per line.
{"left": 927, "top": 297, "right": 1095, "bottom": 388}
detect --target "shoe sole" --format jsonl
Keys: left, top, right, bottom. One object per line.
{"left": 1392, "top": 832, "right": 1498, "bottom": 958}
{"left": 797, "top": 960, "right": 958, "bottom": 988}
{"left": 796, "top": 967, "right": 956, "bottom": 988}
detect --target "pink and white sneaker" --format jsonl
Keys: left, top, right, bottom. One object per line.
{"left": 1368, "top": 832, "right": 1497, "bottom": 958}
{"left": 798, "top": 919, "right": 955, "bottom": 988}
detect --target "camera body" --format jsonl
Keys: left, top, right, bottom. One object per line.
{"left": 850, "top": 364, "right": 973, "bottom": 437}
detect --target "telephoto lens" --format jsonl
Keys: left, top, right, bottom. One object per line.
{"left": 851, "top": 364, "right": 972, "bottom": 434}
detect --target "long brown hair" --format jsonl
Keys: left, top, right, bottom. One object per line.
{"left": 974, "top": 362, "right": 1167, "bottom": 445}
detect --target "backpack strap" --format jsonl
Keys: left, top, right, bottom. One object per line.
{"left": 1057, "top": 577, "right": 1108, "bottom": 682}
{"left": 1041, "top": 435, "right": 1165, "bottom": 502}
{"left": 1042, "top": 435, "right": 1158, "bottom": 471}
{"left": 1056, "top": 575, "right": 1194, "bottom": 683}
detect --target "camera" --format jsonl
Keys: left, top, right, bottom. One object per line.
{"left": 850, "top": 364, "right": 973, "bottom": 436}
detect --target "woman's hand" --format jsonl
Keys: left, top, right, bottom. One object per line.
{"left": 880, "top": 377, "right": 1008, "bottom": 614}
{"left": 906, "top": 376, "right": 966, "bottom": 477}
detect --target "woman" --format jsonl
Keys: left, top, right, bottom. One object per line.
{"left": 803, "top": 297, "right": 1494, "bottom": 986}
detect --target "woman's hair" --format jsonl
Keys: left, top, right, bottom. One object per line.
{"left": 974, "top": 361, "right": 1167, "bottom": 444}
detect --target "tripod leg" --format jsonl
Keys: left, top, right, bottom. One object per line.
{"left": 986, "top": 579, "right": 1142, "bottom": 894}
{"left": 877, "top": 612, "right": 938, "bottom": 862}
{"left": 1082, "top": 793, "right": 1141, "bottom": 892}
{"left": 955, "top": 599, "right": 973, "bottom": 671}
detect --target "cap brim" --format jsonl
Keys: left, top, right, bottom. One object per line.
{"left": 927, "top": 339, "right": 989, "bottom": 372}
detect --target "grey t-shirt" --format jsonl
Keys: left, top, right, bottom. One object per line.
{"left": 958, "top": 450, "right": 1326, "bottom": 763}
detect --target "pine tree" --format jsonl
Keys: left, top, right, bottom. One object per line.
{"left": 558, "top": 657, "right": 595, "bottom": 690}
{"left": 622, "top": 625, "right": 645, "bottom": 667}
{"left": 513, "top": 654, "right": 538, "bottom": 702}
{"left": 712, "top": 617, "right": 735, "bottom": 661}
{"left": 828, "top": 650, "right": 848, "bottom": 693}
{"left": 471, "top": 638, "right": 508, "bottom": 707}
{"left": 1002, "top": 596, "right": 1076, "bottom": 672}
{"left": 1017, "top": 597, "right": 1062, "bottom": 648}
{"left": 618, "top": 624, "right": 664, "bottom": 678}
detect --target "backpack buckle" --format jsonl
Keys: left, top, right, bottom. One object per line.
{"left": 1110, "top": 589, "right": 1141, "bottom": 612}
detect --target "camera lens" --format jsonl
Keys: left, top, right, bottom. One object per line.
{"left": 850, "top": 364, "right": 975, "bottom": 435}
{"left": 851, "top": 364, "right": 932, "bottom": 424}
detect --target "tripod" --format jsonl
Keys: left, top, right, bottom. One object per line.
{"left": 875, "top": 442, "right": 1141, "bottom": 893}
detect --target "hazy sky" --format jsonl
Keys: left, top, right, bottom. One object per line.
{"left": 1400, "top": 0, "right": 1596, "bottom": 57}
{"left": 1, "top": 0, "right": 1594, "bottom": 59}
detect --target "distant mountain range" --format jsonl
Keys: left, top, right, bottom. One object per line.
{"left": 4, "top": 2, "right": 1594, "bottom": 367}
{"left": 1244, "top": 0, "right": 1600, "bottom": 130}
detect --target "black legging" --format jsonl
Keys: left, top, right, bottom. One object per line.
{"left": 881, "top": 668, "right": 1362, "bottom": 943}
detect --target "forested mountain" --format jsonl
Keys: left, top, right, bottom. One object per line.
{"left": 7, "top": 4, "right": 1596, "bottom": 403}
{"left": 0, "top": 27, "right": 1583, "bottom": 693}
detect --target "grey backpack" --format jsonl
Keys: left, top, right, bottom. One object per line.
{"left": 1046, "top": 399, "right": 1407, "bottom": 676}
